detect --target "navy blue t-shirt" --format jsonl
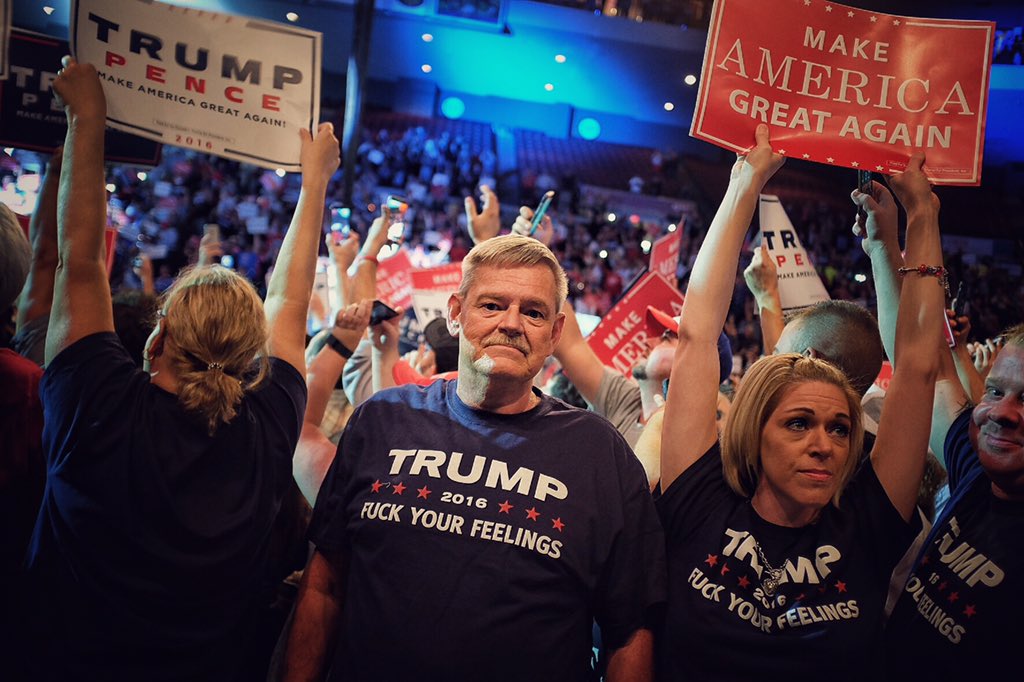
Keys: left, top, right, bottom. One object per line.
{"left": 21, "top": 333, "right": 305, "bottom": 681}
{"left": 656, "top": 443, "right": 917, "bottom": 682}
{"left": 885, "top": 410, "right": 1024, "bottom": 676}
{"left": 310, "top": 380, "right": 666, "bottom": 682}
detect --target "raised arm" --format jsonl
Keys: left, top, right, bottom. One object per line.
{"left": 464, "top": 184, "right": 501, "bottom": 244}
{"left": 852, "top": 179, "right": 902, "bottom": 362}
{"left": 661, "top": 125, "right": 784, "bottom": 490}
{"left": 264, "top": 123, "right": 340, "bottom": 373}
{"left": 45, "top": 59, "right": 114, "bottom": 365}
{"left": 871, "top": 154, "right": 947, "bottom": 521}
{"left": 551, "top": 300, "right": 608, "bottom": 405}
{"left": 294, "top": 300, "right": 370, "bottom": 507}
{"left": 17, "top": 147, "right": 62, "bottom": 343}
{"left": 742, "top": 242, "right": 784, "bottom": 354}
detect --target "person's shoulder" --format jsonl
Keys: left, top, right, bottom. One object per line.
{"left": 0, "top": 347, "right": 43, "bottom": 382}
{"left": 542, "top": 394, "right": 630, "bottom": 443}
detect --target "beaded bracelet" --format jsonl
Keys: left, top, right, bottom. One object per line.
{"left": 897, "top": 264, "right": 950, "bottom": 296}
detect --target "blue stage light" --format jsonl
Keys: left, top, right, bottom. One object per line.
{"left": 441, "top": 96, "right": 466, "bottom": 119}
{"left": 577, "top": 117, "right": 601, "bottom": 140}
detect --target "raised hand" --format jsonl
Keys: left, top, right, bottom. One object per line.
{"left": 464, "top": 184, "right": 500, "bottom": 244}
{"left": 198, "top": 231, "right": 224, "bottom": 266}
{"left": 730, "top": 124, "right": 785, "bottom": 188}
{"left": 743, "top": 242, "right": 777, "bottom": 300}
{"left": 888, "top": 153, "right": 940, "bottom": 216}
{"left": 299, "top": 122, "right": 341, "bottom": 185}
{"left": 511, "top": 205, "right": 554, "bottom": 246}
{"left": 333, "top": 300, "right": 373, "bottom": 353}
{"left": 52, "top": 57, "right": 106, "bottom": 122}
{"left": 851, "top": 180, "right": 899, "bottom": 256}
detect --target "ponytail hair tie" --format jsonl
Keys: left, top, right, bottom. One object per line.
{"left": 207, "top": 362, "right": 224, "bottom": 372}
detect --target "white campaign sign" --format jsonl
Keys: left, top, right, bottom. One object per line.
{"left": 758, "top": 195, "right": 830, "bottom": 311}
{"left": 0, "top": 0, "right": 10, "bottom": 80}
{"left": 71, "top": 0, "right": 321, "bottom": 171}
{"left": 411, "top": 289, "right": 451, "bottom": 327}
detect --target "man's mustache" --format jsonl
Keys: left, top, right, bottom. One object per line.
{"left": 482, "top": 333, "right": 529, "bottom": 354}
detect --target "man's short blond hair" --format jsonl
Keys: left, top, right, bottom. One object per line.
{"left": 458, "top": 235, "right": 568, "bottom": 310}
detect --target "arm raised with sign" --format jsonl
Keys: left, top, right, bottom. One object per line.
{"left": 45, "top": 59, "right": 114, "bottom": 365}
{"left": 661, "top": 125, "right": 784, "bottom": 490}
{"left": 870, "top": 154, "right": 947, "bottom": 520}
{"left": 264, "top": 123, "right": 340, "bottom": 374}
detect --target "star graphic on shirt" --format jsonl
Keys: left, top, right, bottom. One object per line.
{"left": 720, "top": 564, "right": 731, "bottom": 576}
{"left": 705, "top": 554, "right": 719, "bottom": 567}
{"left": 738, "top": 575, "right": 751, "bottom": 589}
{"left": 371, "top": 480, "right": 383, "bottom": 493}
{"left": 802, "top": 153, "right": 811, "bottom": 159}
{"left": 948, "top": 591, "right": 960, "bottom": 603}
{"left": 796, "top": 593, "right": 806, "bottom": 601}
{"left": 392, "top": 482, "right": 406, "bottom": 495}
{"left": 938, "top": 580, "right": 948, "bottom": 592}
{"left": 552, "top": 517, "right": 565, "bottom": 532}
{"left": 818, "top": 585, "right": 827, "bottom": 594}
{"left": 498, "top": 500, "right": 514, "bottom": 514}
{"left": 416, "top": 486, "right": 432, "bottom": 500}
{"left": 893, "top": 19, "right": 901, "bottom": 26}
{"left": 963, "top": 604, "right": 977, "bottom": 618}
{"left": 920, "top": 555, "right": 930, "bottom": 565}
{"left": 526, "top": 507, "right": 539, "bottom": 521}
{"left": 835, "top": 580, "right": 848, "bottom": 593}
{"left": 851, "top": 161, "right": 860, "bottom": 168}
{"left": 870, "top": 15, "right": 877, "bottom": 22}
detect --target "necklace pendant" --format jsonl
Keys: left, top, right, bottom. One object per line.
{"left": 762, "top": 576, "right": 778, "bottom": 596}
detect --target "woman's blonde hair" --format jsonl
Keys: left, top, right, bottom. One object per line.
{"left": 159, "top": 265, "right": 269, "bottom": 434}
{"left": 721, "top": 353, "right": 864, "bottom": 507}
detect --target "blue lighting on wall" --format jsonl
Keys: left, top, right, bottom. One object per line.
{"left": 441, "top": 96, "right": 466, "bottom": 119}
{"left": 577, "top": 117, "right": 601, "bottom": 140}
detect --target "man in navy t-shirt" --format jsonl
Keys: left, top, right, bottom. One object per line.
{"left": 284, "top": 235, "right": 666, "bottom": 681}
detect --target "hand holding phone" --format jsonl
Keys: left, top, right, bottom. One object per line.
{"left": 329, "top": 205, "right": 352, "bottom": 244}
{"left": 953, "top": 280, "right": 968, "bottom": 317}
{"left": 370, "top": 299, "right": 400, "bottom": 326}
{"left": 530, "top": 191, "right": 555, "bottom": 236}
{"left": 385, "top": 195, "right": 409, "bottom": 244}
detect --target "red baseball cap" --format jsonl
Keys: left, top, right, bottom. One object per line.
{"left": 645, "top": 306, "right": 679, "bottom": 337}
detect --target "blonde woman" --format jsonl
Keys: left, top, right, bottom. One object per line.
{"left": 657, "top": 128, "right": 946, "bottom": 681}
{"left": 14, "top": 59, "right": 357, "bottom": 681}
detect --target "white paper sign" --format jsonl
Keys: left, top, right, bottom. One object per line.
{"left": 411, "top": 289, "right": 452, "bottom": 327}
{"left": 0, "top": 0, "right": 11, "bottom": 80}
{"left": 71, "top": 0, "right": 321, "bottom": 171}
{"left": 758, "top": 195, "right": 830, "bottom": 311}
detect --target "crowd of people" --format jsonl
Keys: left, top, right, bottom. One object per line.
{"left": 2, "top": 55, "right": 1023, "bottom": 682}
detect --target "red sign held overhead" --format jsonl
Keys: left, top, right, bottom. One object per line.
{"left": 586, "top": 273, "right": 684, "bottom": 377}
{"left": 691, "top": 0, "right": 995, "bottom": 185}
{"left": 649, "top": 231, "right": 682, "bottom": 284}
{"left": 376, "top": 248, "right": 414, "bottom": 310}
{"left": 410, "top": 262, "right": 463, "bottom": 292}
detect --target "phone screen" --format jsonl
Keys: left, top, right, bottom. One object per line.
{"left": 370, "top": 300, "right": 400, "bottom": 325}
{"left": 330, "top": 206, "right": 351, "bottom": 243}
{"left": 385, "top": 195, "right": 409, "bottom": 244}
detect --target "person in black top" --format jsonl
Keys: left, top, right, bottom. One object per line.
{"left": 16, "top": 58, "right": 356, "bottom": 681}
{"left": 656, "top": 127, "right": 945, "bottom": 681}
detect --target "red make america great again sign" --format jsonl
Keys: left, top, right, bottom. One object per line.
{"left": 691, "top": 0, "right": 995, "bottom": 185}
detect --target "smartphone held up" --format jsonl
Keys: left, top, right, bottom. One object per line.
{"left": 385, "top": 194, "right": 409, "bottom": 244}
{"left": 329, "top": 205, "right": 352, "bottom": 244}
